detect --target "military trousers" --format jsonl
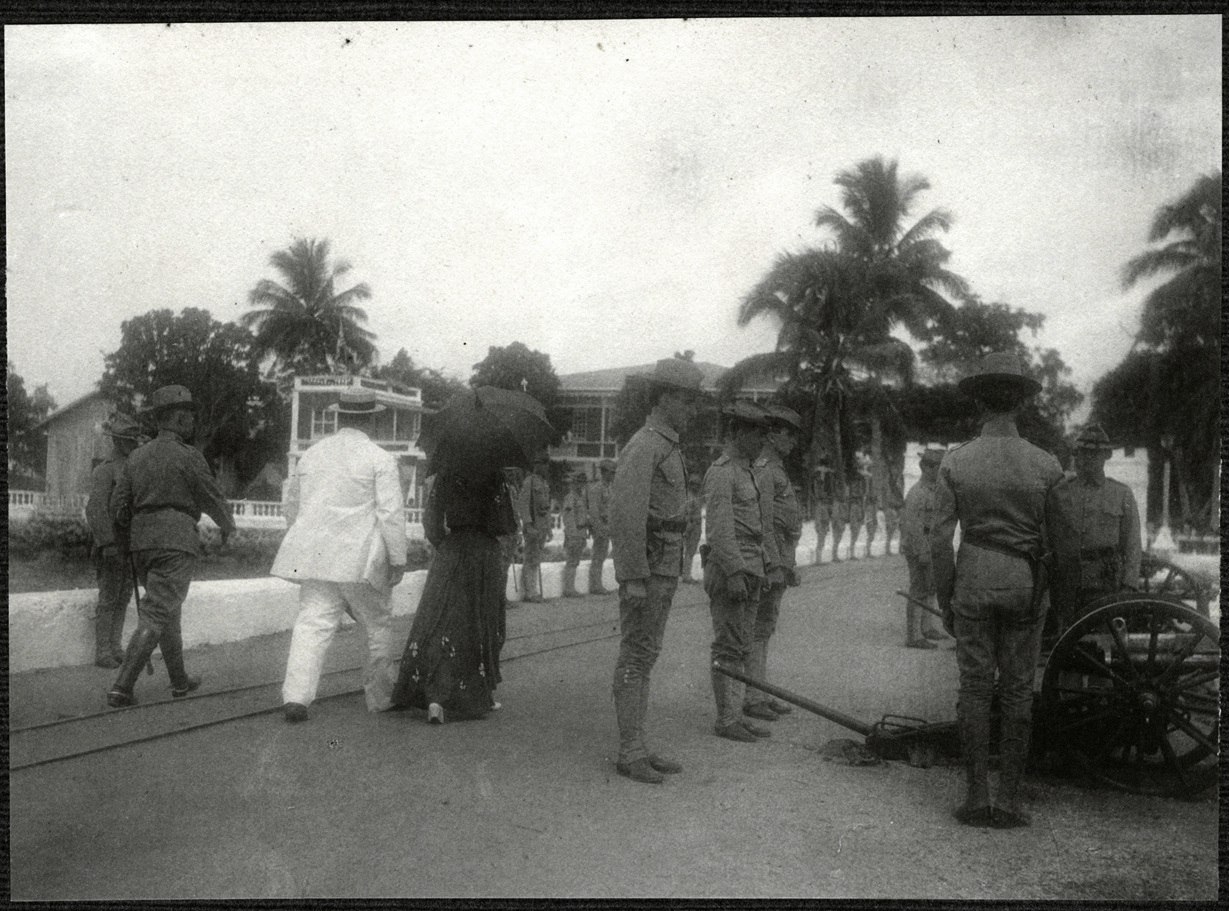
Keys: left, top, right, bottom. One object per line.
{"left": 132, "top": 549, "right": 195, "bottom": 634}
{"left": 612, "top": 574, "right": 679, "bottom": 763}
{"left": 563, "top": 534, "right": 586, "bottom": 568}
{"left": 953, "top": 605, "right": 1045, "bottom": 735}
{"left": 93, "top": 545, "right": 134, "bottom": 661}
{"left": 904, "top": 555, "right": 943, "bottom": 638}
{"left": 521, "top": 528, "right": 547, "bottom": 599}
{"left": 706, "top": 569, "right": 764, "bottom": 668}
{"left": 683, "top": 528, "right": 702, "bottom": 581}
{"left": 812, "top": 501, "right": 833, "bottom": 557}
{"left": 588, "top": 530, "right": 610, "bottom": 589}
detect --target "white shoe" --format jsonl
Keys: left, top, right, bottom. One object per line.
{"left": 428, "top": 703, "right": 445, "bottom": 724}
{"left": 490, "top": 701, "right": 502, "bottom": 711}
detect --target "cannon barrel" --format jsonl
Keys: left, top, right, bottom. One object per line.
{"left": 896, "top": 590, "right": 945, "bottom": 621}
{"left": 712, "top": 664, "right": 873, "bottom": 737}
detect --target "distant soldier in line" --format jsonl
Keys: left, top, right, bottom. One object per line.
{"left": 900, "top": 448, "right": 949, "bottom": 649}
{"left": 931, "top": 353, "right": 1070, "bottom": 830}
{"left": 518, "top": 453, "right": 553, "bottom": 603}
{"left": 878, "top": 457, "right": 904, "bottom": 556}
{"left": 681, "top": 476, "right": 704, "bottom": 583}
{"left": 585, "top": 460, "right": 616, "bottom": 595}
{"left": 561, "top": 470, "right": 590, "bottom": 598}
{"left": 849, "top": 454, "right": 877, "bottom": 559}
{"left": 743, "top": 404, "right": 803, "bottom": 721}
{"left": 497, "top": 467, "right": 524, "bottom": 599}
{"left": 86, "top": 413, "right": 147, "bottom": 668}
{"left": 609, "top": 357, "right": 704, "bottom": 784}
{"left": 1050, "top": 424, "right": 1142, "bottom": 629}
{"left": 810, "top": 456, "right": 843, "bottom": 563}
{"left": 703, "top": 401, "right": 773, "bottom": 744}
{"left": 107, "top": 385, "right": 236, "bottom": 707}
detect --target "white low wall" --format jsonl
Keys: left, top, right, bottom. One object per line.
{"left": 8, "top": 557, "right": 627, "bottom": 674}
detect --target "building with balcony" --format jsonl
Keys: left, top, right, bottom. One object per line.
{"left": 551, "top": 361, "right": 778, "bottom": 474}
{"left": 288, "top": 374, "right": 428, "bottom": 503}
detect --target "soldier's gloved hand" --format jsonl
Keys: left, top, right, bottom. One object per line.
{"left": 623, "top": 578, "right": 648, "bottom": 610}
{"left": 786, "top": 567, "right": 801, "bottom": 587}
{"left": 725, "top": 572, "right": 749, "bottom": 602}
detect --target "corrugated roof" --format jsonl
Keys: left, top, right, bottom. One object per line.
{"left": 558, "top": 361, "right": 778, "bottom": 394}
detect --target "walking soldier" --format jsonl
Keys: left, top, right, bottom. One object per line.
{"left": 107, "top": 385, "right": 236, "bottom": 707}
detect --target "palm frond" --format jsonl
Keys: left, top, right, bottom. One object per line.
{"left": 1121, "top": 245, "right": 1202, "bottom": 289}
{"left": 718, "top": 351, "right": 795, "bottom": 397}
{"left": 896, "top": 208, "right": 954, "bottom": 249}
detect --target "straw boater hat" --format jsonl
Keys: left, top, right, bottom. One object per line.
{"left": 1073, "top": 423, "right": 1114, "bottom": 451}
{"left": 142, "top": 384, "right": 197, "bottom": 414}
{"left": 957, "top": 352, "right": 1041, "bottom": 397}
{"left": 763, "top": 403, "right": 803, "bottom": 432}
{"left": 640, "top": 357, "right": 704, "bottom": 392}
{"left": 102, "top": 413, "right": 145, "bottom": 442}
{"left": 328, "top": 387, "right": 386, "bottom": 414}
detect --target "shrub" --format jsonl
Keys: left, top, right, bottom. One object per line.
{"left": 10, "top": 513, "right": 93, "bottom": 560}
{"left": 197, "top": 526, "right": 287, "bottom": 569}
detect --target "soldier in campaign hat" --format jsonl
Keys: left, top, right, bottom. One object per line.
{"left": 585, "top": 459, "right": 617, "bottom": 594}
{"left": 931, "top": 353, "right": 1073, "bottom": 829}
{"left": 517, "top": 451, "right": 553, "bottom": 602}
{"left": 561, "top": 469, "right": 591, "bottom": 598}
{"left": 609, "top": 357, "right": 704, "bottom": 783}
{"left": 107, "top": 385, "right": 237, "bottom": 706}
{"left": 85, "top": 413, "right": 148, "bottom": 667}
{"left": 1049, "top": 423, "right": 1141, "bottom": 629}
{"left": 703, "top": 400, "right": 774, "bottom": 743}
{"left": 742, "top": 403, "right": 804, "bottom": 720}
{"left": 900, "top": 448, "right": 950, "bottom": 648}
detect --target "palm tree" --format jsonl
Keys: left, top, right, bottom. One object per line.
{"left": 1121, "top": 172, "right": 1221, "bottom": 532}
{"left": 242, "top": 237, "right": 377, "bottom": 375}
{"left": 729, "top": 157, "right": 968, "bottom": 487}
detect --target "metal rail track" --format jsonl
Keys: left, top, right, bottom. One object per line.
{"left": 10, "top": 619, "right": 621, "bottom": 773}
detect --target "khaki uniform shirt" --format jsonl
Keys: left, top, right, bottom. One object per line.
{"left": 562, "top": 490, "right": 590, "bottom": 539}
{"left": 703, "top": 445, "right": 769, "bottom": 579}
{"left": 900, "top": 477, "right": 938, "bottom": 561}
{"left": 112, "top": 431, "right": 236, "bottom": 554}
{"left": 755, "top": 449, "right": 801, "bottom": 570}
{"left": 930, "top": 425, "right": 1065, "bottom": 616}
{"left": 1052, "top": 475, "right": 1142, "bottom": 591}
{"left": 610, "top": 413, "right": 688, "bottom": 581}
{"left": 518, "top": 473, "right": 552, "bottom": 536}
{"left": 87, "top": 456, "right": 127, "bottom": 549}
{"left": 585, "top": 479, "right": 613, "bottom": 537}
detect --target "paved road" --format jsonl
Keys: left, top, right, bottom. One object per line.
{"left": 9, "top": 556, "right": 1218, "bottom": 900}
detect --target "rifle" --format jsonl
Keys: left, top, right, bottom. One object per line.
{"left": 895, "top": 590, "right": 946, "bottom": 621}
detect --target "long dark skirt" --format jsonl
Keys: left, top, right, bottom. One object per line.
{"left": 392, "top": 527, "right": 506, "bottom": 720}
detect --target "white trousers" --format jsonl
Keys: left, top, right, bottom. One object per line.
{"left": 282, "top": 580, "right": 395, "bottom": 712}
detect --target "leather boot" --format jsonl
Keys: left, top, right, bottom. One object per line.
{"left": 94, "top": 610, "right": 120, "bottom": 668}
{"left": 108, "top": 626, "right": 160, "bottom": 707}
{"left": 954, "top": 709, "right": 993, "bottom": 826}
{"left": 743, "top": 640, "right": 769, "bottom": 715}
{"left": 160, "top": 623, "right": 201, "bottom": 697}
{"left": 562, "top": 565, "right": 582, "bottom": 598}
{"left": 993, "top": 716, "right": 1032, "bottom": 828}
{"left": 761, "top": 641, "right": 792, "bottom": 714}
{"left": 109, "top": 601, "right": 129, "bottom": 663}
{"left": 613, "top": 673, "right": 646, "bottom": 770}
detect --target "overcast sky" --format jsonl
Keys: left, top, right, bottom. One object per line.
{"left": 5, "top": 17, "right": 1221, "bottom": 412}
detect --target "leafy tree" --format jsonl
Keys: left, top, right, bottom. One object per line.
{"left": 6, "top": 361, "right": 57, "bottom": 488}
{"left": 98, "top": 308, "right": 284, "bottom": 496}
{"left": 375, "top": 348, "right": 466, "bottom": 411}
{"left": 241, "top": 237, "right": 377, "bottom": 375}
{"left": 727, "top": 157, "right": 969, "bottom": 488}
{"left": 469, "top": 341, "right": 568, "bottom": 442}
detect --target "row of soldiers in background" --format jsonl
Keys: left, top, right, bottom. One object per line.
{"left": 810, "top": 452, "right": 901, "bottom": 562}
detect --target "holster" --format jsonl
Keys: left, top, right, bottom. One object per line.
{"left": 964, "top": 532, "right": 1051, "bottom": 621}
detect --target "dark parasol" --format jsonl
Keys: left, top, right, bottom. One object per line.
{"left": 421, "top": 385, "right": 555, "bottom": 480}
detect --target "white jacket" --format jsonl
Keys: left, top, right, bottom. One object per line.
{"left": 271, "top": 428, "right": 408, "bottom": 590}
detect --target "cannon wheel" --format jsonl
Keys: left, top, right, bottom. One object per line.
{"left": 1138, "top": 553, "right": 1212, "bottom": 616}
{"left": 1039, "top": 594, "right": 1219, "bottom": 799}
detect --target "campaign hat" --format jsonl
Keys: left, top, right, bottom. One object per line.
{"left": 919, "top": 448, "right": 946, "bottom": 466}
{"left": 102, "top": 413, "right": 145, "bottom": 441}
{"left": 763, "top": 403, "right": 803, "bottom": 432}
{"left": 1073, "top": 423, "right": 1114, "bottom": 451}
{"left": 143, "top": 385, "right": 197, "bottom": 414}
{"left": 721, "top": 400, "right": 771, "bottom": 428}
{"left": 640, "top": 357, "right": 704, "bottom": 392}
{"left": 957, "top": 352, "right": 1041, "bottom": 397}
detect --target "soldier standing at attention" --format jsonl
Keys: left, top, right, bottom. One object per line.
{"left": 876, "top": 455, "right": 903, "bottom": 556}
{"left": 609, "top": 357, "right": 703, "bottom": 784}
{"left": 703, "top": 401, "right": 773, "bottom": 744}
{"left": 561, "top": 470, "right": 590, "bottom": 598}
{"left": 742, "top": 404, "right": 803, "bottom": 721}
{"left": 681, "top": 476, "right": 704, "bottom": 583}
{"left": 931, "top": 353, "right": 1069, "bottom": 830}
{"left": 517, "top": 453, "right": 553, "bottom": 603}
{"left": 846, "top": 456, "right": 875, "bottom": 560}
{"left": 901, "top": 448, "right": 949, "bottom": 648}
{"left": 585, "top": 460, "right": 616, "bottom": 595}
{"left": 810, "top": 456, "right": 840, "bottom": 564}
{"left": 107, "top": 385, "right": 236, "bottom": 707}
{"left": 1051, "top": 424, "right": 1141, "bottom": 629}
{"left": 86, "top": 413, "right": 147, "bottom": 668}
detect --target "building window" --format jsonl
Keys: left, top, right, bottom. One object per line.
{"left": 394, "top": 410, "right": 419, "bottom": 442}
{"left": 311, "top": 408, "right": 337, "bottom": 438}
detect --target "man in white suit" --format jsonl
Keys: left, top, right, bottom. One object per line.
{"left": 273, "top": 387, "right": 408, "bottom": 723}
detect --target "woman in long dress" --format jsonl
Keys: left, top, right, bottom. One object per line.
{"left": 392, "top": 469, "right": 516, "bottom": 723}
